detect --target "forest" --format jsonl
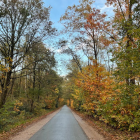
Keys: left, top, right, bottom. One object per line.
{"left": 0, "top": 0, "right": 140, "bottom": 136}
{"left": 60, "top": 0, "right": 140, "bottom": 132}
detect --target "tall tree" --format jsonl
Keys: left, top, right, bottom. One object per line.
{"left": 26, "top": 42, "right": 56, "bottom": 112}
{"left": 106, "top": 0, "right": 140, "bottom": 90}
{"left": 60, "top": 0, "right": 111, "bottom": 68}
{"left": 60, "top": 0, "right": 96, "bottom": 63}
{"left": 0, "top": 0, "right": 56, "bottom": 108}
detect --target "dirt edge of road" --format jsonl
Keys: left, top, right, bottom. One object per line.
{"left": 71, "top": 108, "right": 118, "bottom": 140}
{"left": 71, "top": 109, "right": 106, "bottom": 140}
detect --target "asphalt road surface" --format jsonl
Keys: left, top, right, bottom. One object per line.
{"left": 29, "top": 105, "right": 89, "bottom": 140}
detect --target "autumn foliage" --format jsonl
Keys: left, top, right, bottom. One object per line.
{"left": 62, "top": 0, "right": 140, "bottom": 132}
{"left": 69, "top": 60, "right": 140, "bottom": 131}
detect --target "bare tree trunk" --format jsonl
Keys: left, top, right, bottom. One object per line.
{"left": 30, "top": 63, "right": 36, "bottom": 112}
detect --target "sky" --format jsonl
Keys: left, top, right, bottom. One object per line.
{"left": 42, "top": 0, "right": 114, "bottom": 76}
{"left": 43, "top": 0, "right": 114, "bottom": 28}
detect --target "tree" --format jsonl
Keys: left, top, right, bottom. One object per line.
{"left": 42, "top": 70, "right": 63, "bottom": 109}
{"left": 62, "top": 59, "right": 84, "bottom": 108}
{"left": 60, "top": 0, "right": 140, "bottom": 131}
{"left": 60, "top": 0, "right": 95, "bottom": 64}
{"left": 11, "top": 43, "right": 57, "bottom": 112}
{"left": 87, "top": 0, "right": 140, "bottom": 89}
{"left": 61, "top": 0, "right": 111, "bottom": 62}
{"left": 106, "top": 0, "right": 140, "bottom": 92}
{"left": 25, "top": 42, "right": 56, "bottom": 112}
{"left": 0, "top": 0, "right": 56, "bottom": 108}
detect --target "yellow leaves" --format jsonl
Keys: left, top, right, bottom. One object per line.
{"left": 101, "top": 96, "right": 107, "bottom": 102}
{"left": 75, "top": 89, "right": 80, "bottom": 94}
{"left": 67, "top": 100, "right": 70, "bottom": 106}
{"left": 0, "top": 59, "right": 12, "bottom": 74}
{"left": 70, "top": 99, "right": 74, "bottom": 108}
{"left": 72, "top": 94, "right": 78, "bottom": 100}
{"left": 14, "top": 106, "right": 20, "bottom": 112}
{"left": 14, "top": 100, "right": 23, "bottom": 107}
{"left": 99, "top": 35, "right": 112, "bottom": 47}
{"left": 59, "top": 98, "right": 64, "bottom": 102}
{"left": 123, "top": 36, "right": 128, "bottom": 43}
{"left": 73, "top": 63, "right": 115, "bottom": 113}
{"left": 55, "top": 88, "right": 59, "bottom": 94}
{"left": 120, "top": 108, "right": 127, "bottom": 115}
{"left": 72, "top": 88, "right": 84, "bottom": 101}
{"left": 7, "top": 57, "right": 13, "bottom": 63}
{"left": 45, "top": 98, "right": 54, "bottom": 109}
{"left": 2, "top": 67, "right": 10, "bottom": 72}
{"left": 115, "top": 88, "right": 121, "bottom": 93}
{"left": 14, "top": 100, "right": 23, "bottom": 112}
{"left": 82, "top": 102, "right": 95, "bottom": 111}
{"left": 72, "top": 89, "right": 80, "bottom": 99}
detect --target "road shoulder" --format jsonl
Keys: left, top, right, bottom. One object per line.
{"left": 71, "top": 109, "right": 105, "bottom": 140}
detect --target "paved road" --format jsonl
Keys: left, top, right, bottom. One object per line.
{"left": 29, "top": 105, "right": 89, "bottom": 140}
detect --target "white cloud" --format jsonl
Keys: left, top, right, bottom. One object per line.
{"left": 56, "top": 45, "right": 69, "bottom": 53}
{"left": 100, "top": 5, "right": 114, "bottom": 13}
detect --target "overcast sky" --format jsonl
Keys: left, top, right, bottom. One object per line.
{"left": 42, "top": 0, "right": 114, "bottom": 76}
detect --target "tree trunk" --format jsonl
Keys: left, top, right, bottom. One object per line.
{"left": 126, "top": 1, "right": 135, "bottom": 87}
{"left": 0, "top": 71, "right": 12, "bottom": 108}
{"left": 30, "top": 99, "right": 34, "bottom": 112}
{"left": 30, "top": 63, "right": 36, "bottom": 112}
{"left": 55, "top": 96, "right": 59, "bottom": 108}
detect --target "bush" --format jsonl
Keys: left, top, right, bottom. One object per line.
{"left": 0, "top": 100, "right": 23, "bottom": 131}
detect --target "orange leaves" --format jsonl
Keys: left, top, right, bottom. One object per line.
{"left": 85, "top": 8, "right": 107, "bottom": 31}
{"left": 45, "top": 98, "right": 54, "bottom": 109}
{"left": 0, "top": 58, "right": 12, "bottom": 77}
{"left": 73, "top": 61, "right": 115, "bottom": 112}
{"left": 99, "top": 35, "right": 112, "bottom": 47}
{"left": 85, "top": 7, "right": 113, "bottom": 49}
{"left": 13, "top": 100, "right": 23, "bottom": 112}
{"left": 106, "top": 0, "right": 118, "bottom": 6}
